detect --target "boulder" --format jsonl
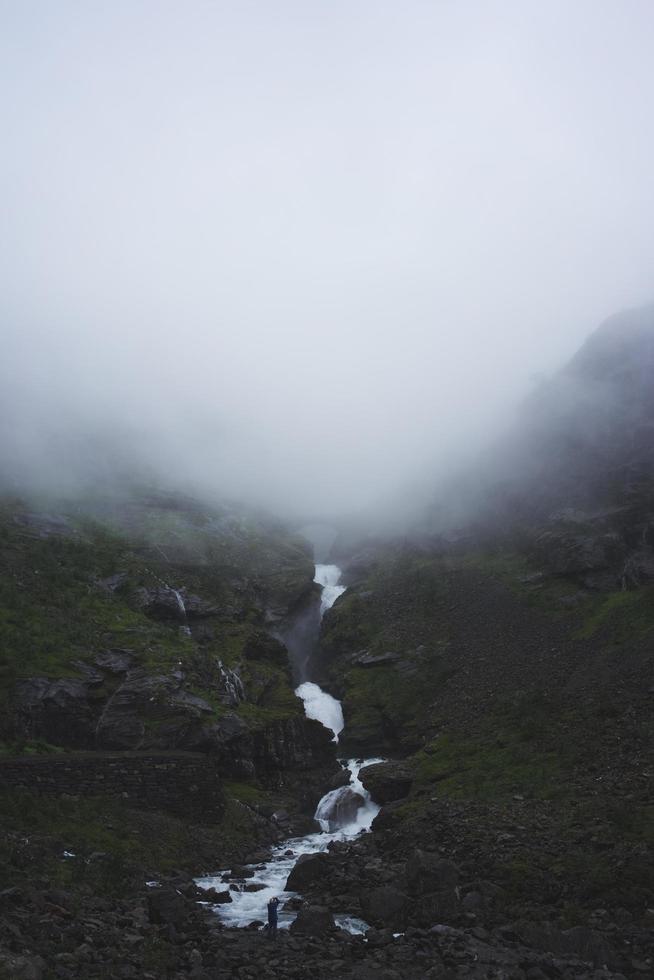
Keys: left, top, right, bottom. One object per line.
{"left": 405, "top": 850, "right": 460, "bottom": 925}
{"left": 360, "top": 886, "right": 407, "bottom": 929}
{"left": 13, "top": 677, "right": 95, "bottom": 747}
{"left": 314, "top": 787, "right": 364, "bottom": 831}
{"left": 359, "top": 761, "right": 413, "bottom": 804}
{"left": 285, "top": 852, "right": 330, "bottom": 892}
{"left": 289, "top": 905, "right": 335, "bottom": 936}
{"left": 204, "top": 889, "right": 232, "bottom": 904}
{"left": 147, "top": 887, "right": 190, "bottom": 926}
{"left": 328, "top": 767, "right": 352, "bottom": 791}
{"left": 405, "top": 850, "right": 459, "bottom": 896}
{"left": 135, "top": 586, "right": 188, "bottom": 622}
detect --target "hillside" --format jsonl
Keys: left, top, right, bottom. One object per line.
{"left": 303, "top": 310, "right": 654, "bottom": 974}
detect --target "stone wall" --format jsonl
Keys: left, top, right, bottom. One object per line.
{"left": 0, "top": 751, "right": 225, "bottom": 823}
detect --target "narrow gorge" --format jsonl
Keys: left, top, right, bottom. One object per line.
{"left": 195, "top": 564, "right": 384, "bottom": 934}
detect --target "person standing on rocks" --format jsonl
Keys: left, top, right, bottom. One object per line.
{"left": 267, "top": 896, "right": 279, "bottom": 938}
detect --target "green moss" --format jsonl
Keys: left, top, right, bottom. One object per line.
{"left": 0, "top": 495, "right": 312, "bottom": 741}
{"left": 413, "top": 731, "right": 564, "bottom": 802}
{"left": 0, "top": 785, "right": 273, "bottom": 898}
{"left": 577, "top": 584, "right": 654, "bottom": 643}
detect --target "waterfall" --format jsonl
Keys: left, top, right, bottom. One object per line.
{"left": 218, "top": 660, "right": 245, "bottom": 706}
{"left": 313, "top": 563, "right": 346, "bottom": 615}
{"left": 195, "top": 564, "right": 383, "bottom": 934}
{"left": 294, "top": 682, "right": 344, "bottom": 742}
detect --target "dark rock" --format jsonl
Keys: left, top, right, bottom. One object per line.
{"left": 147, "top": 888, "right": 190, "bottom": 926}
{"left": 315, "top": 787, "right": 364, "bottom": 831}
{"left": 359, "top": 761, "right": 413, "bottom": 804}
{"left": 14, "top": 677, "right": 95, "bottom": 747}
{"left": 96, "top": 573, "right": 128, "bottom": 593}
{"left": 135, "top": 586, "right": 188, "bottom": 622}
{"left": 182, "top": 594, "right": 220, "bottom": 618}
{"left": 94, "top": 650, "right": 134, "bottom": 673}
{"left": 405, "top": 850, "right": 459, "bottom": 896}
{"left": 328, "top": 768, "right": 352, "bottom": 791}
{"left": 518, "top": 923, "right": 619, "bottom": 969}
{"left": 355, "top": 652, "right": 400, "bottom": 668}
{"left": 364, "top": 927, "right": 395, "bottom": 948}
{"left": 285, "top": 852, "right": 330, "bottom": 891}
{"left": 360, "top": 886, "right": 407, "bottom": 929}
{"left": 289, "top": 905, "right": 336, "bottom": 936}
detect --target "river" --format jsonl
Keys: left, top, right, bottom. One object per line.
{"left": 195, "top": 564, "right": 382, "bottom": 933}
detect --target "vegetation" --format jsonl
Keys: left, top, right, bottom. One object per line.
{"left": 0, "top": 492, "right": 314, "bottom": 744}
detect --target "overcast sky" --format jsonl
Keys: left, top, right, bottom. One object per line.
{"left": 1, "top": 1, "right": 653, "bottom": 518}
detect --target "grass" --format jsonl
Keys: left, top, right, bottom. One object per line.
{"left": 412, "top": 730, "right": 564, "bottom": 802}
{"left": 577, "top": 583, "right": 654, "bottom": 643}
{"left": 0, "top": 494, "right": 312, "bottom": 743}
{"left": 0, "top": 784, "right": 280, "bottom": 899}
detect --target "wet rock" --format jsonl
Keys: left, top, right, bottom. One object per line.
{"left": 289, "top": 905, "right": 336, "bottom": 936}
{"left": 135, "top": 586, "right": 188, "bottom": 622}
{"left": 285, "top": 852, "right": 330, "bottom": 891}
{"left": 328, "top": 768, "right": 352, "bottom": 791}
{"left": 359, "top": 761, "right": 413, "bottom": 803}
{"left": 315, "top": 787, "right": 364, "bottom": 831}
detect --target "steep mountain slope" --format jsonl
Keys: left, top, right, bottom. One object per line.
{"left": 0, "top": 489, "right": 336, "bottom": 799}
{"left": 305, "top": 309, "right": 654, "bottom": 968}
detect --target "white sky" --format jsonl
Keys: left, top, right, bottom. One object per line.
{"left": 1, "top": 1, "right": 653, "bottom": 516}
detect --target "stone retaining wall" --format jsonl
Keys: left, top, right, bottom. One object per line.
{"left": 0, "top": 751, "right": 224, "bottom": 823}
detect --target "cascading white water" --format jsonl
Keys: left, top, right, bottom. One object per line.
{"left": 195, "top": 755, "right": 383, "bottom": 931}
{"left": 294, "top": 682, "right": 344, "bottom": 742}
{"left": 195, "top": 564, "right": 382, "bottom": 933}
{"left": 171, "top": 588, "right": 186, "bottom": 617}
{"left": 313, "top": 563, "right": 346, "bottom": 615}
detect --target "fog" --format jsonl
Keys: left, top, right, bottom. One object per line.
{"left": 2, "top": 1, "right": 654, "bottom": 521}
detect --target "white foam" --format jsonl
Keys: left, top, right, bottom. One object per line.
{"left": 314, "top": 563, "right": 346, "bottom": 616}
{"left": 295, "top": 681, "right": 344, "bottom": 741}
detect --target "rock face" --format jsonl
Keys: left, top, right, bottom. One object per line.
{"left": 2, "top": 491, "right": 339, "bottom": 794}
{"left": 358, "top": 761, "right": 413, "bottom": 803}
{"left": 14, "top": 679, "right": 96, "bottom": 748}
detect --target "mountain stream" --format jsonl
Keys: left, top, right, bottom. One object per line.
{"left": 196, "top": 564, "right": 382, "bottom": 933}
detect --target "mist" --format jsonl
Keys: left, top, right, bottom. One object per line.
{"left": 2, "top": 1, "right": 654, "bottom": 521}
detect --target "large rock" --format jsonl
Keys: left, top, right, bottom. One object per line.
{"left": 147, "top": 887, "right": 190, "bottom": 926}
{"left": 314, "top": 786, "right": 364, "bottom": 831}
{"left": 359, "top": 761, "right": 413, "bottom": 804}
{"left": 518, "top": 924, "right": 619, "bottom": 969}
{"left": 14, "top": 678, "right": 95, "bottom": 747}
{"left": 405, "top": 850, "right": 459, "bottom": 896}
{"left": 405, "top": 850, "right": 460, "bottom": 926}
{"left": 135, "top": 586, "right": 188, "bottom": 622}
{"left": 95, "top": 669, "right": 213, "bottom": 750}
{"left": 360, "top": 885, "right": 407, "bottom": 929}
{"left": 285, "top": 852, "right": 330, "bottom": 891}
{"left": 289, "top": 905, "right": 335, "bottom": 936}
